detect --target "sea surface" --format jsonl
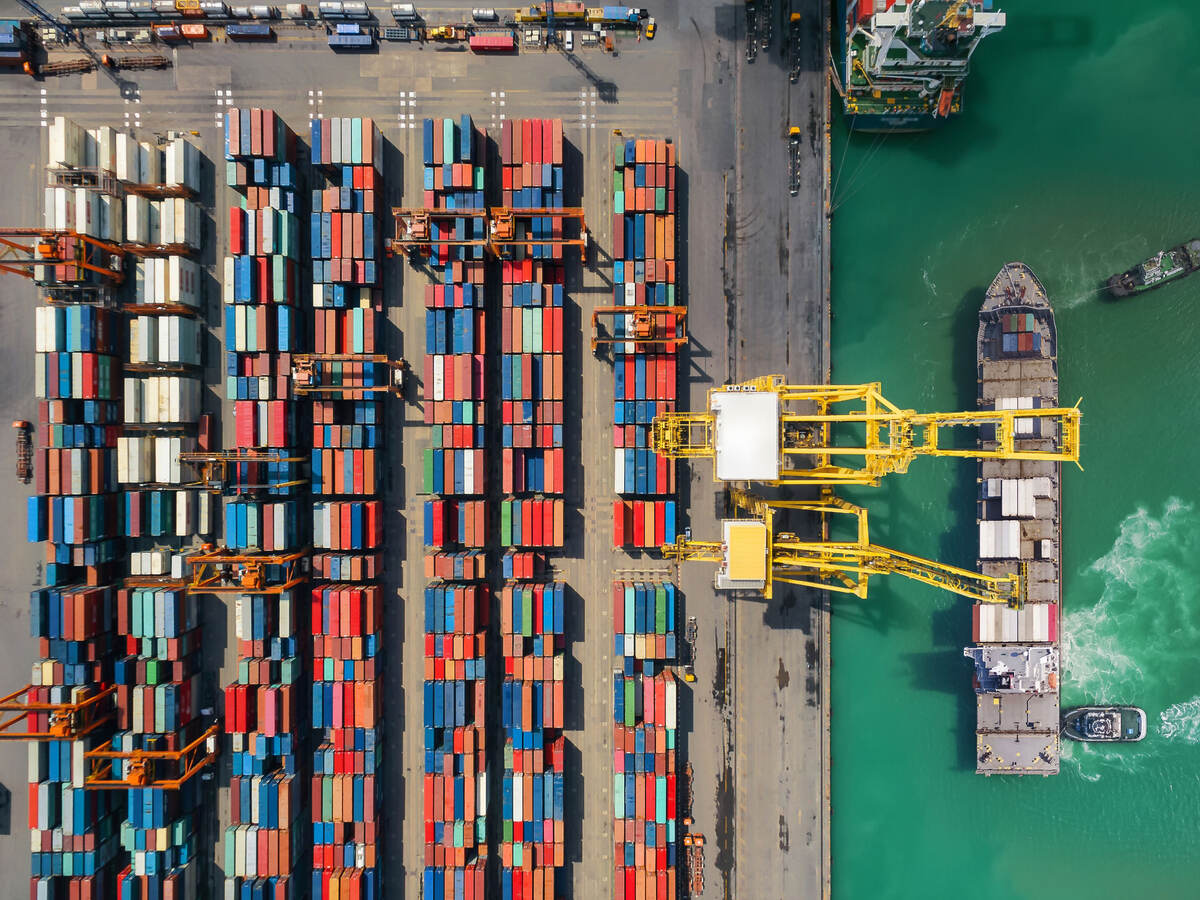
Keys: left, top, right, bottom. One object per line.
{"left": 830, "top": 2, "right": 1200, "bottom": 897}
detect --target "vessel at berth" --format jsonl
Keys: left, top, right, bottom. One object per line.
{"left": 842, "top": 0, "right": 1006, "bottom": 132}
{"left": 968, "top": 262, "right": 1062, "bottom": 776}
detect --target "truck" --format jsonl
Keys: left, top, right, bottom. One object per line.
{"left": 0, "top": 20, "right": 30, "bottom": 68}
{"left": 328, "top": 21, "right": 373, "bottom": 47}
{"left": 104, "top": 52, "right": 172, "bottom": 67}
{"left": 788, "top": 11, "right": 801, "bottom": 83}
{"left": 13, "top": 421, "right": 32, "bottom": 483}
{"left": 26, "top": 58, "right": 97, "bottom": 76}
{"left": 425, "top": 24, "right": 466, "bottom": 40}
{"left": 226, "top": 21, "right": 272, "bottom": 37}
{"left": 788, "top": 125, "right": 801, "bottom": 196}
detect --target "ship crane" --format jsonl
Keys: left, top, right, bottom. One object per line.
{"left": 651, "top": 376, "right": 1081, "bottom": 487}
{"left": 663, "top": 488, "right": 1026, "bottom": 607}
{"left": 387, "top": 206, "right": 587, "bottom": 258}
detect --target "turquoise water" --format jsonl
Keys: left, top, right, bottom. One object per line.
{"left": 830, "top": 3, "right": 1200, "bottom": 896}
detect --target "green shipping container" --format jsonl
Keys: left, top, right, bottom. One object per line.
{"left": 624, "top": 678, "right": 635, "bottom": 727}
{"left": 656, "top": 775, "right": 667, "bottom": 823}
{"left": 442, "top": 118, "right": 455, "bottom": 166}
{"left": 655, "top": 187, "right": 666, "bottom": 211}
{"left": 500, "top": 500, "right": 512, "bottom": 546}
{"left": 614, "top": 190, "right": 625, "bottom": 214}
{"left": 423, "top": 449, "right": 435, "bottom": 493}
{"left": 474, "top": 165, "right": 484, "bottom": 191}
{"left": 655, "top": 585, "right": 667, "bottom": 633}
{"left": 351, "top": 117, "right": 363, "bottom": 164}
{"left": 522, "top": 587, "right": 533, "bottom": 637}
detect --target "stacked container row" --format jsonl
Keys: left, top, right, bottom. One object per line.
{"left": 222, "top": 107, "right": 306, "bottom": 900}
{"left": 609, "top": 138, "right": 680, "bottom": 549}
{"left": 611, "top": 580, "right": 678, "bottom": 900}
{"left": 419, "top": 114, "right": 492, "bottom": 899}
{"left": 308, "top": 115, "right": 389, "bottom": 900}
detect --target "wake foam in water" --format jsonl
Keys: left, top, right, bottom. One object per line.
{"left": 1159, "top": 697, "right": 1200, "bottom": 743}
{"left": 1063, "top": 497, "right": 1200, "bottom": 700}
{"left": 1061, "top": 498, "right": 1200, "bottom": 779}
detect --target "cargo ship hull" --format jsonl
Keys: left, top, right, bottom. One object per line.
{"left": 840, "top": 0, "right": 1005, "bottom": 132}
{"left": 969, "top": 262, "right": 1062, "bottom": 776}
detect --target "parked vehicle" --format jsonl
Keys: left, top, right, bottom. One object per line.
{"left": 13, "top": 421, "right": 32, "bottom": 484}
{"left": 563, "top": 28, "right": 572, "bottom": 50}
{"left": 391, "top": 2, "right": 418, "bottom": 20}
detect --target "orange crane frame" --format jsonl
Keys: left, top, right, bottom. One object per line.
{"left": 83, "top": 723, "right": 219, "bottom": 790}
{"left": 591, "top": 305, "right": 688, "bottom": 351}
{"left": 388, "top": 206, "right": 588, "bottom": 256}
{"left": 187, "top": 546, "right": 309, "bottom": 595}
{"left": 0, "top": 684, "right": 116, "bottom": 741}
{"left": 0, "top": 228, "right": 126, "bottom": 284}
{"left": 178, "top": 449, "right": 307, "bottom": 492}
{"left": 291, "top": 354, "right": 407, "bottom": 397}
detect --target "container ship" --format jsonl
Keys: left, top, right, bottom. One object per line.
{"left": 965, "top": 262, "right": 1062, "bottom": 776}
{"left": 842, "top": 0, "right": 1006, "bottom": 132}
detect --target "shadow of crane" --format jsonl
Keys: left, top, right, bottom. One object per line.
{"left": 556, "top": 46, "right": 618, "bottom": 103}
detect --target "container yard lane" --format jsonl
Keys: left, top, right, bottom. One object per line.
{"left": 0, "top": 0, "right": 831, "bottom": 898}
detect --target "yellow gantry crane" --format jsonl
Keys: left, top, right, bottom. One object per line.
{"left": 663, "top": 488, "right": 1026, "bottom": 607}
{"left": 651, "top": 376, "right": 1081, "bottom": 487}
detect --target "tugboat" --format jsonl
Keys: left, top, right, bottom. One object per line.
{"left": 1062, "top": 706, "right": 1147, "bottom": 743}
{"left": 1106, "top": 239, "right": 1200, "bottom": 297}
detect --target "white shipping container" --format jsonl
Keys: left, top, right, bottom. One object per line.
{"left": 139, "top": 140, "right": 162, "bottom": 184}
{"left": 115, "top": 132, "right": 138, "bottom": 181}
{"left": 665, "top": 678, "right": 677, "bottom": 729}
{"left": 154, "top": 255, "right": 168, "bottom": 304}
{"left": 225, "top": 257, "right": 236, "bottom": 305}
{"left": 94, "top": 126, "right": 116, "bottom": 174}
{"left": 197, "top": 491, "right": 212, "bottom": 536}
{"left": 168, "top": 255, "right": 200, "bottom": 307}
{"left": 164, "top": 138, "right": 200, "bottom": 191}
{"left": 126, "top": 195, "right": 150, "bottom": 243}
{"left": 432, "top": 355, "right": 444, "bottom": 401}
{"left": 463, "top": 450, "right": 475, "bottom": 494}
{"left": 48, "top": 117, "right": 85, "bottom": 169}
{"left": 123, "top": 380, "right": 143, "bottom": 424}
{"left": 614, "top": 449, "right": 626, "bottom": 493}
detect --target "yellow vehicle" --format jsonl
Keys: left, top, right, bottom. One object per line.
{"left": 645, "top": 17, "right": 656, "bottom": 38}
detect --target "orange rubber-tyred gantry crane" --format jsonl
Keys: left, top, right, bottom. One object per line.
{"left": 0, "top": 683, "right": 116, "bottom": 741}
{"left": 186, "top": 545, "right": 310, "bottom": 595}
{"left": 591, "top": 305, "right": 688, "bottom": 352}
{"left": 0, "top": 228, "right": 126, "bottom": 285}
{"left": 387, "top": 206, "right": 587, "bottom": 257}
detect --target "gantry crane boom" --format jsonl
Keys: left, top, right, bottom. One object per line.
{"left": 388, "top": 206, "right": 587, "bottom": 256}
{"left": 187, "top": 545, "right": 309, "bottom": 594}
{"left": 83, "top": 724, "right": 219, "bottom": 790}
{"left": 0, "top": 228, "right": 126, "bottom": 284}
{"left": 178, "top": 449, "right": 306, "bottom": 492}
{"left": 591, "top": 305, "right": 687, "bottom": 351}
{"left": 651, "top": 376, "right": 1081, "bottom": 486}
{"left": 662, "top": 488, "right": 1025, "bottom": 606}
{"left": 291, "top": 354, "right": 407, "bottom": 397}
{"left": 0, "top": 684, "right": 115, "bottom": 740}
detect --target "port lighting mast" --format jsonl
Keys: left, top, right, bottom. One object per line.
{"left": 651, "top": 376, "right": 1081, "bottom": 487}
{"left": 663, "top": 488, "right": 1026, "bottom": 607}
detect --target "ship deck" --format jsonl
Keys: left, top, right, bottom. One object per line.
{"left": 973, "top": 262, "right": 1062, "bottom": 776}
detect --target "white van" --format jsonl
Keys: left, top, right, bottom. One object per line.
{"left": 563, "top": 28, "right": 573, "bottom": 51}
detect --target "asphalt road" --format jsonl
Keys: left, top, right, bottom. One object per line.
{"left": 0, "top": 1, "right": 831, "bottom": 896}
